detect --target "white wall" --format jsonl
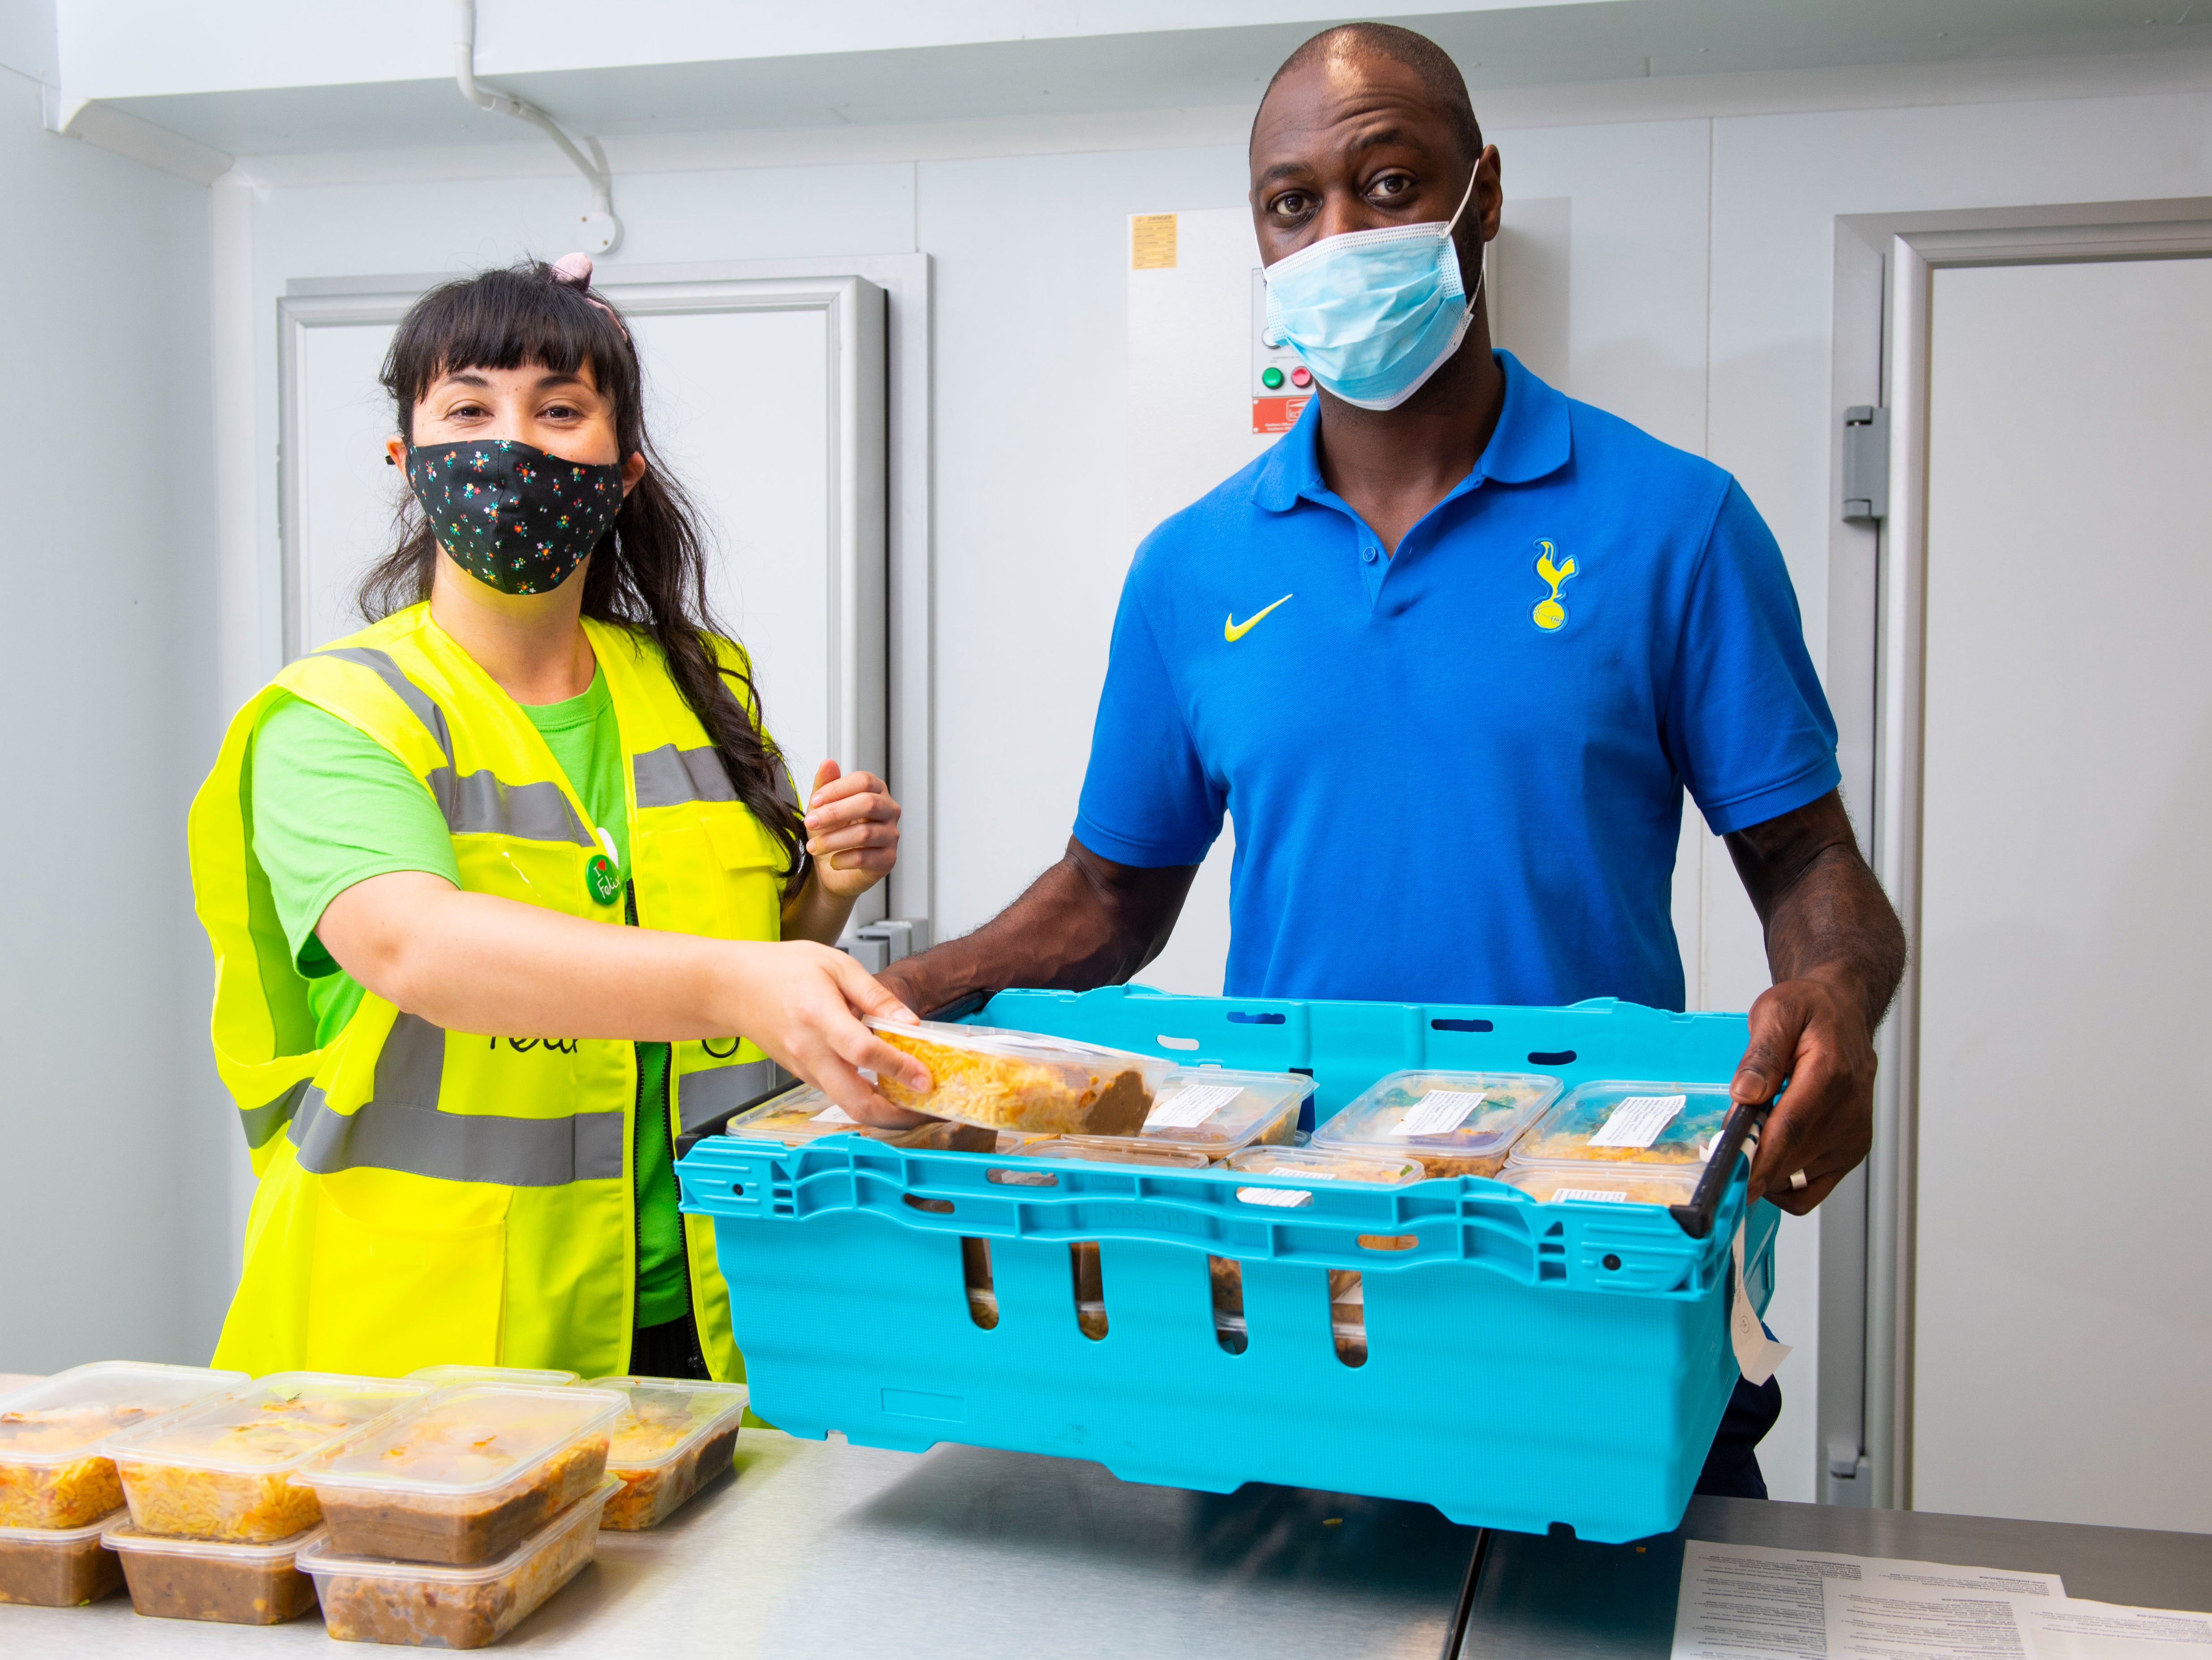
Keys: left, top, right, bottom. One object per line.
{"left": 0, "top": 62, "right": 226, "bottom": 1371}
{"left": 111, "top": 49, "right": 2212, "bottom": 1497}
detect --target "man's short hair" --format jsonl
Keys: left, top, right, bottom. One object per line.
{"left": 1256, "top": 22, "right": 1483, "bottom": 167}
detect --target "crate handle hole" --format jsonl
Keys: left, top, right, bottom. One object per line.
{"left": 1236, "top": 1185, "right": 1313, "bottom": 1208}
{"left": 1528, "top": 1049, "right": 1577, "bottom": 1066}
{"left": 1072, "top": 1243, "right": 1108, "bottom": 1340}
{"left": 1330, "top": 1269, "right": 1367, "bottom": 1368}
{"left": 1207, "top": 1256, "right": 1246, "bottom": 1354}
{"left": 986, "top": 1167, "right": 1057, "bottom": 1187}
{"left": 904, "top": 1195, "right": 955, "bottom": 1214}
{"left": 1156, "top": 1034, "right": 1201, "bottom": 1051}
{"left": 1431, "top": 1018, "right": 1493, "bottom": 1033}
{"left": 1357, "top": 1234, "right": 1418, "bottom": 1252}
{"left": 961, "top": 1238, "right": 997, "bottom": 1329}
{"left": 1226, "top": 1011, "right": 1287, "bottom": 1025}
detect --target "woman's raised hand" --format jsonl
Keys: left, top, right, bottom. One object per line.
{"left": 801, "top": 761, "right": 899, "bottom": 900}
{"left": 723, "top": 939, "right": 934, "bottom": 1126}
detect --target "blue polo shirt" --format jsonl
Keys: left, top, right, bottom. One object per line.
{"left": 1072, "top": 350, "right": 1839, "bottom": 1010}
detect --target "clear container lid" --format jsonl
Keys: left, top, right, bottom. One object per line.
{"left": 1023, "top": 1139, "right": 1211, "bottom": 1170}
{"left": 0, "top": 1507, "right": 122, "bottom": 1545}
{"left": 105, "top": 1374, "right": 430, "bottom": 1475}
{"left": 296, "top": 1385, "right": 624, "bottom": 1501}
{"left": 1222, "top": 1144, "right": 1427, "bottom": 1185}
{"left": 584, "top": 1379, "right": 749, "bottom": 1473}
{"left": 1310, "top": 1070, "right": 1561, "bottom": 1163}
{"left": 294, "top": 1475, "right": 618, "bottom": 1587}
{"left": 1511, "top": 1079, "right": 1736, "bottom": 1168}
{"left": 1063, "top": 1067, "right": 1309, "bottom": 1156}
{"left": 861, "top": 1019, "right": 1167, "bottom": 1136}
{"left": 0, "top": 1363, "right": 249, "bottom": 1467}
{"left": 723, "top": 1087, "right": 993, "bottom": 1151}
{"left": 102, "top": 1518, "right": 324, "bottom": 1563}
{"left": 403, "top": 1365, "right": 580, "bottom": 1389}
{"left": 1498, "top": 1164, "right": 1702, "bottom": 1207}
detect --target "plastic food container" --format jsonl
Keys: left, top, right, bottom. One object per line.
{"left": 301, "top": 1474, "right": 617, "bottom": 1649}
{"left": 109, "top": 1372, "right": 429, "bottom": 1543}
{"left": 863, "top": 1019, "right": 1166, "bottom": 1137}
{"left": 1065, "top": 1067, "right": 1308, "bottom": 1159}
{"left": 404, "top": 1365, "right": 581, "bottom": 1389}
{"left": 103, "top": 1520, "right": 320, "bottom": 1625}
{"left": 0, "top": 1363, "right": 248, "bottom": 1530}
{"left": 1025, "top": 1139, "right": 1211, "bottom": 1170}
{"left": 297, "top": 1383, "right": 624, "bottom": 1566}
{"left": 724, "top": 1088, "right": 996, "bottom": 1152}
{"left": 585, "top": 1378, "right": 748, "bottom": 1531}
{"left": 1222, "top": 1144, "right": 1427, "bottom": 1185}
{"left": 1512, "top": 1079, "right": 1735, "bottom": 1168}
{"left": 0, "top": 1510, "right": 124, "bottom": 1606}
{"left": 1499, "top": 1165, "right": 1702, "bottom": 1207}
{"left": 1309, "top": 1069, "right": 1561, "bottom": 1178}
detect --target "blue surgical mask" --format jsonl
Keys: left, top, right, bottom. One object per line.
{"left": 1262, "top": 171, "right": 1483, "bottom": 412}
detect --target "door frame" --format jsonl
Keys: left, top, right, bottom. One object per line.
{"left": 1826, "top": 198, "right": 2212, "bottom": 1509}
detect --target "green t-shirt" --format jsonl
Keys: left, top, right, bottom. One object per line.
{"left": 249, "top": 671, "right": 691, "bottom": 1329}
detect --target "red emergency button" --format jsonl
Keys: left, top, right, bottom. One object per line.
{"left": 1289, "top": 365, "right": 1313, "bottom": 387}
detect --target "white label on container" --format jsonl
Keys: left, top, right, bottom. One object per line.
{"left": 810, "top": 1105, "right": 859, "bottom": 1125}
{"left": 1555, "top": 1187, "right": 1630, "bottom": 1204}
{"left": 1265, "top": 1165, "right": 1334, "bottom": 1179}
{"left": 1588, "top": 1094, "right": 1686, "bottom": 1149}
{"left": 1145, "top": 1083, "right": 1243, "bottom": 1129}
{"left": 1393, "top": 1088, "right": 1490, "bottom": 1136}
{"left": 1235, "top": 1186, "right": 1313, "bottom": 1208}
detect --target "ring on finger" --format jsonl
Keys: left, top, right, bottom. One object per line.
{"left": 1788, "top": 1169, "right": 1809, "bottom": 1192}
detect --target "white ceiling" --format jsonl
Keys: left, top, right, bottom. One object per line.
{"left": 70, "top": 0, "right": 2212, "bottom": 161}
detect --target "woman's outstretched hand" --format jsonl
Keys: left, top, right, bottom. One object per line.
{"left": 802, "top": 761, "right": 899, "bottom": 900}
{"left": 724, "top": 939, "right": 934, "bottom": 1126}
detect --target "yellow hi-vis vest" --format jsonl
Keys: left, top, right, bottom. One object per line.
{"left": 189, "top": 603, "right": 792, "bottom": 1382}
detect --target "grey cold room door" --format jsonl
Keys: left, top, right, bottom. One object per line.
{"left": 1910, "top": 254, "right": 2212, "bottom": 1532}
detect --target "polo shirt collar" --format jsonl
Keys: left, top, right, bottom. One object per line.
{"left": 1249, "top": 348, "right": 1571, "bottom": 513}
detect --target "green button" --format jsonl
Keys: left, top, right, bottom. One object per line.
{"left": 1261, "top": 366, "right": 1285, "bottom": 390}
{"left": 585, "top": 852, "right": 621, "bottom": 906}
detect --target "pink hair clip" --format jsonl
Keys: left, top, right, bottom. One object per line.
{"left": 549, "top": 252, "right": 629, "bottom": 336}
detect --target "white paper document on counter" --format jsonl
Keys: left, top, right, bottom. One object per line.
{"left": 1673, "top": 1540, "right": 2212, "bottom": 1659}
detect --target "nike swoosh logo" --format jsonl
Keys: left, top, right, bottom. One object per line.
{"left": 1225, "top": 593, "right": 1294, "bottom": 642}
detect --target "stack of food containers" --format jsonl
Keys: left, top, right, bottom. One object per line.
{"left": 100, "top": 1372, "right": 429, "bottom": 1625}
{"left": 586, "top": 1378, "right": 749, "bottom": 1530}
{"left": 0, "top": 1362, "right": 245, "bottom": 1609}
{"left": 289, "top": 1382, "right": 626, "bottom": 1648}
{"left": 1499, "top": 1079, "right": 1737, "bottom": 1207}
{"left": 724, "top": 1087, "right": 998, "bottom": 1152}
{"left": 1308, "top": 1068, "right": 1564, "bottom": 1178}
{"left": 405, "top": 1365, "right": 581, "bottom": 1389}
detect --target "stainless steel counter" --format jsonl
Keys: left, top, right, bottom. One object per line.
{"left": 1458, "top": 1494, "right": 2212, "bottom": 1658}
{"left": 14, "top": 1432, "right": 1482, "bottom": 1656}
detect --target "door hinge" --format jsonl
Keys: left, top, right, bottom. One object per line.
{"left": 1842, "top": 405, "right": 1889, "bottom": 523}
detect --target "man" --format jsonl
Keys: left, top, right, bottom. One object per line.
{"left": 882, "top": 22, "right": 1905, "bottom": 1498}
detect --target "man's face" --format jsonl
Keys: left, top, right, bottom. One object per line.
{"left": 1248, "top": 49, "right": 1498, "bottom": 277}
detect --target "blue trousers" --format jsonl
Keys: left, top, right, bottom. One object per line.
{"left": 1695, "top": 1368, "right": 1782, "bottom": 1500}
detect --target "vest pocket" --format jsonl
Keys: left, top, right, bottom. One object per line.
{"left": 304, "top": 1172, "right": 508, "bottom": 1376}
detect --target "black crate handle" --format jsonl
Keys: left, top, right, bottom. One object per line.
{"left": 1670, "top": 1095, "right": 1773, "bottom": 1239}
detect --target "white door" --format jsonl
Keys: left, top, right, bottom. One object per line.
{"left": 279, "top": 278, "right": 886, "bottom": 856}
{"left": 1911, "top": 254, "right": 2212, "bottom": 1531}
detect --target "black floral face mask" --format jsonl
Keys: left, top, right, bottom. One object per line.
{"left": 405, "top": 438, "right": 625, "bottom": 596}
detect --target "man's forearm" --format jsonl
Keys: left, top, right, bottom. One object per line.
{"left": 882, "top": 839, "right": 1196, "bottom": 1018}
{"left": 1725, "top": 791, "right": 1906, "bottom": 1027}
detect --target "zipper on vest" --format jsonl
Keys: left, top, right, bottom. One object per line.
{"left": 625, "top": 879, "right": 709, "bottom": 1378}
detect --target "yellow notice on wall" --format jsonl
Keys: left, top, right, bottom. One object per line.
{"left": 1130, "top": 214, "right": 1178, "bottom": 270}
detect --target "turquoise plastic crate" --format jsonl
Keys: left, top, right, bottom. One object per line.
{"left": 678, "top": 988, "right": 1778, "bottom": 1542}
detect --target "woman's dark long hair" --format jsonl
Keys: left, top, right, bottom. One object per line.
{"left": 361, "top": 260, "right": 805, "bottom": 885}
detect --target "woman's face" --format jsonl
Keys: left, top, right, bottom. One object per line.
{"left": 384, "top": 358, "right": 646, "bottom": 492}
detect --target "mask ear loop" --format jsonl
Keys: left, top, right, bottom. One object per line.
{"left": 1441, "top": 165, "right": 1485, "bottom": 320}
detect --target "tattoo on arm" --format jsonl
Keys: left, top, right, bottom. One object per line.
{"left": 1723, "top": 791, "right": 1906, "bottom": 1028}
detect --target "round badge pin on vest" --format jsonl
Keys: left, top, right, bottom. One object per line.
{"left": 586, "top": 852, "right": 620, "bottom": 905}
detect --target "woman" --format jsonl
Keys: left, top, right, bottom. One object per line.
{"left": 189, "top": 256, "right": 931, "bottom": 1384}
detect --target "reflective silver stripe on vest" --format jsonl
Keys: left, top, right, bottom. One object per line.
{"left": 633, "top": 744, "right": 737, "bottom": 809}
{"left": 284, "top": 1013, "right": 624, "bottom": 1186}
{"left": 239, "top": 1078, "right": 312, "bottom": 1150}
{"left": 674, "top": 1058, "right": 792, "bottom": 1135}
{"left": 312, "top": 646, "right": 590, "bottom": 846}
